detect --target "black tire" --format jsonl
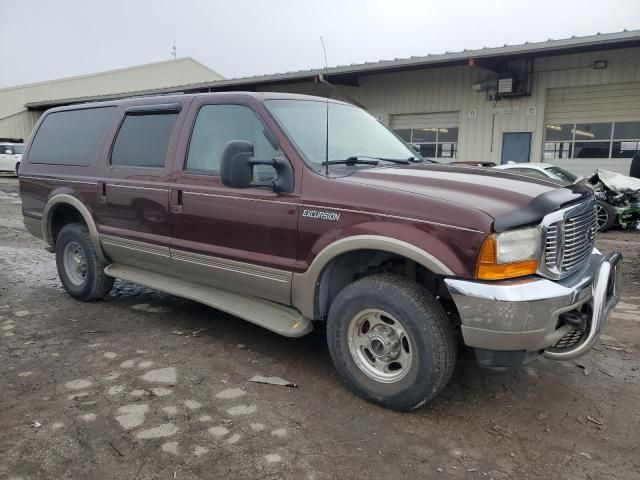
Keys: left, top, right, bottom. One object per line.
{"left": 326, "top": 273, "right": 456, "bottom": 411}
{"left": 55, "top": 223, "right": 114, "bottom": 301}
{"left": 596, "top": 201, "right": 616, "bottom": 232}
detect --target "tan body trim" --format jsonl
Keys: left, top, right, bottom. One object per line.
{"left": 104, "top": 263, "right": 312, "bottom": 337}
{"left": 43, "top": 194, "right": 106, "bottom": 261}
{"left": 292, "top": 235, "right": 454, "bottom": 319}
{"left": 171, "top": 248, "right": 292, "bottom": 305}
{"left": 40, "top": 199, "right": 455, "bottom": 322}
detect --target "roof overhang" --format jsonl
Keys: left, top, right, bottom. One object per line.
{"left": 198, "top": 29, "right": 640, "bottom": 91}
{"left": 24, "top": 29, "right": 640, "bottom": 109}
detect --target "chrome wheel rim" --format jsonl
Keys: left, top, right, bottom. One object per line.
{"left": 347, "top": 308, "right": 413, "bottom": 383}
{"left": 63, "top": 241, "right": 87, "bottom": 286}
{"left": 596, "top": 204, "right": 608, "bottom": 230}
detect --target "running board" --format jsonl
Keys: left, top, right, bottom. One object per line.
{"left": 104, "top": 264, "right": 312, "bottom": 338}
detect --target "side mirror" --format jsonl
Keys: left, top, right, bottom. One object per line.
{"left": 220, "top": 140, "right": 293, "bottom": 193}
{"left": 5, "top": 149, "right": 13, "bottom": 155}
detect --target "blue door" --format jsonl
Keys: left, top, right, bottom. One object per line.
{"left": 501, "top": 132, "right": 532, "bottom": 164}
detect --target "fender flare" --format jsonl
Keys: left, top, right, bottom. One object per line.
{"left": 42, "top": 194, "right": 107, "bottom": 262}
{"left": 291, "top": 234, "right": 454, "bottom": 319}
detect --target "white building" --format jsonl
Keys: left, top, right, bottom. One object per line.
{"left": 194, "top": 30, "right": 640, "bottom": 177}
{"left": 3, "top": 31, "right": 639, "bottom": 177}
{"left": 0, "top": 57, "right": 223, "bottom": 143}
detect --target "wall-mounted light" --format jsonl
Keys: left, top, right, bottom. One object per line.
{"left": 573, "top": 128, "right": 595, "bottom": 139}
{"left": 593, "top": 60, "right": 608, "bottom": 70}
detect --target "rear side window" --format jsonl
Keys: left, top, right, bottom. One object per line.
{"left": 111, "top": 113, "right": 178, "bottom": 168}
{"left": 28, "top": 107, "right": 115, "bottom": 166}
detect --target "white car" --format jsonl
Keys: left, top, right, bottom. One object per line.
{"left": 493, "top": 162, "right": 616, "bottom": 231}
{"left": 0, "top": 143, "right": 24, "bottom": 176}
{"left": 493, "top": 162, "right": 580, "bottom": 184}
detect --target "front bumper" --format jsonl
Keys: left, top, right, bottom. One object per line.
{"left": 444, "top": 251, "right": 622, "bottom": 361}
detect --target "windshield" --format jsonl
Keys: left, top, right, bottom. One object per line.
{"left": 544, "top": 166, "right": 577, "bottom": 183}
{"left": 265, "top": 99, "right": 417, "bottom": 170}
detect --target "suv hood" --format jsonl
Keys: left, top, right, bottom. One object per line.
{"left": 338, "top": 164, "right": 588, "bottom": 222}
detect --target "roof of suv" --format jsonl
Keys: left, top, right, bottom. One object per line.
{"left": 46, "top": 91, "right": 350, "bottom": 113}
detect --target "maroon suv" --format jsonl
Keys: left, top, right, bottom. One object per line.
{"left": 19, "top": 92, "right": 622, "bottom": 410}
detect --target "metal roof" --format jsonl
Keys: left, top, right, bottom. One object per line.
{"left": 1, "top": 57, "right": 221, "bottom": 92}
{"left": 8, "top": 57, "right": 222, "bottom": 112}
{"left": 23, "top": 29, "right": 640, "bottom": 109}
{"left": 193, "top": 29, "right": 640, "bottom": 90}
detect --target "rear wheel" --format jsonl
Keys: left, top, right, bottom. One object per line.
{"left": 326, "top": 273, "right": 456, "bottom": 411}
{"left": 596, "top": 201, "right": 616, "bottom": 232}
{"left": 55, "top": 223, "right": 113, "bottom": 301}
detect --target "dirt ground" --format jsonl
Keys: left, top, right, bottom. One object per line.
{"left": 0, "top": 175, "right": 639, "bottom": 480}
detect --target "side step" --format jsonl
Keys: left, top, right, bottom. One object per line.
{"left": 104, "top": 264, "right": 312, "bottom": 338}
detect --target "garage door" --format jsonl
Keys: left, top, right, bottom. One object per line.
{"left": 390, "top": 112, "right": 460, "bottom": 159}
{"left": 543, "top": 82, "right": 640, "bottom": 175}
{"left": 546, "top": 83, "right": 640, "bottom": 123}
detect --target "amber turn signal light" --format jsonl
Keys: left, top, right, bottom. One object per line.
{"left": 476, "top": 234, "right": 538, "bottom": 280}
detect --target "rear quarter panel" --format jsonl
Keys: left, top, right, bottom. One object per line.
{"left": 18, "top": 107, "right": 118, "bottom": 241}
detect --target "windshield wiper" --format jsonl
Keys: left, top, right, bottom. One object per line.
{"left": 321, "top": 155, "right": 420, "bottom": 166}
{"left": 321, "top": 157, "right": 380, "bottom": 166}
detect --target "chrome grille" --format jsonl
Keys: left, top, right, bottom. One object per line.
{"left": 543, "top": 200, "right": 598, "bottom": 277}
{"left": 562, "top": 208, "right": 598, "bottom": 271}
{"left": 544, "top": 225, "right": 559, "bottom": 268}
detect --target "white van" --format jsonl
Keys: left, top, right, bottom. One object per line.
{"left": 0, "top": 143, "right": 24, "bottom": 175}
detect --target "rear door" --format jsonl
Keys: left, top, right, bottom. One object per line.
{"left": 95, "top": 102, "right": 187, "bottom": 274}
{"left": 168, "top": 96, "right": 299, "bottom": 305}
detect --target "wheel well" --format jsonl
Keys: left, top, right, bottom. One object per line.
{"left": 50, "top": 203, "right": 85, "bottom": 244}
{"left": 315, "top": 249, "right": 455, "bottom": 321}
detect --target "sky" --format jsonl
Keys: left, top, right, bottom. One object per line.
{"left": 0, "top": 0, "right": 639, "bottom": 88}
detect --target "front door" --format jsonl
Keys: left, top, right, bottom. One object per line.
{"left": 168, "top": 99, "right": 299, "bottom": 305}
{"left": 501, "top": 132, "right": 532, "bottom": 164}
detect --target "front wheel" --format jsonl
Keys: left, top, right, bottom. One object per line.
{"left": 596, "top": 201, "right": 616, "bottom": 232}
{"left": 326, "top": 273, "right": 456, "bottom": 411}
{"left": 55, "top": 223, "right": 114, "bottom": 301}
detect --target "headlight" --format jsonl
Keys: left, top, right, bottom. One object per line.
{"left": 476, "top": 227, "right": 540, "bottom": 280}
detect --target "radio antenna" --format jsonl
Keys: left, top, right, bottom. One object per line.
{"left": 320, "top": 36, "right": 330, "bottom": 176}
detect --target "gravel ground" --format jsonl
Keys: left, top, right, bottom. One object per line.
{"left": 1, "top": 175, "right": 639, "bottom": 480}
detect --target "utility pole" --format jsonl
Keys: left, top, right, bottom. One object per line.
{"left": 171, "top": 41, "right": 177, "bottom": 59}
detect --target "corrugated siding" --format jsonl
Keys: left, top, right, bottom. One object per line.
{"left": 0, "top": 58, "right": 221, "bottom": 141}
{"left": 545, "top": 82, "right": 640, "bottom": 123}
{"left": 0, "top": 111, "right": 41, "bottom": 141}
{"left": 256, "top": 46, "right": 640, "bottom": 175}
{"left": 390, "top": 112, "right": 459, "bottom": 129}
{"left": 0, "top": 58, "right": 222, "bottom": 121}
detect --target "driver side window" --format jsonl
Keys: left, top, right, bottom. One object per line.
{"left": 186, "top": 104, "right": 277, "bottom": 180}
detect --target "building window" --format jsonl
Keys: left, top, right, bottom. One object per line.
{"left": 544, "top": 121, "right": 640, "bottom": 159}
{"left": 393, "top": 127, "right": 459, "bottom": 158}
